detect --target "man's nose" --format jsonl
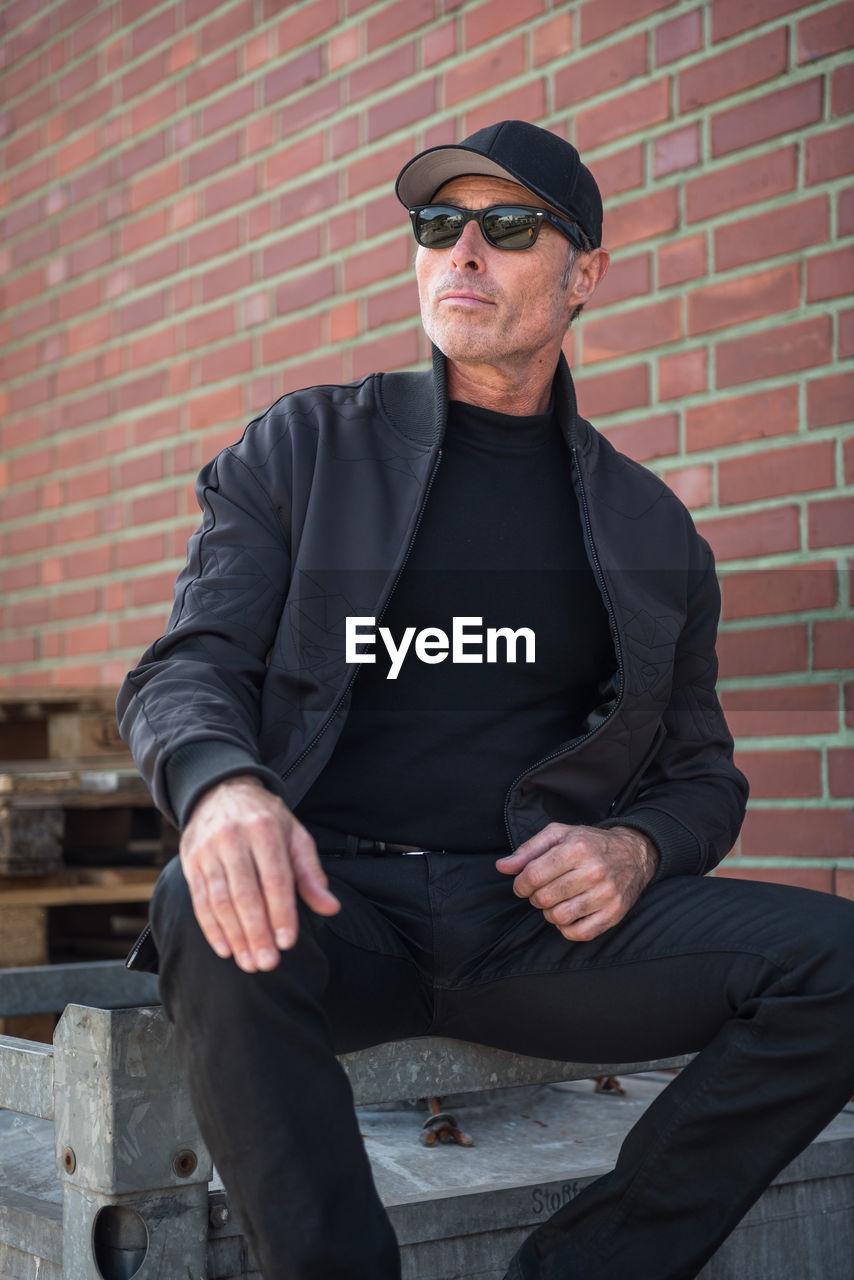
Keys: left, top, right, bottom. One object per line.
{"left": 449, "top": 218, "right": 487, "bottom": 269}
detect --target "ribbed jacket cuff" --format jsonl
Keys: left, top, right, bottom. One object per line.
{"left": 597, "top": 807, "right": 703, "bottom": 880}
{"left": 165, "top": 741, "right": 283, "bottom": 830}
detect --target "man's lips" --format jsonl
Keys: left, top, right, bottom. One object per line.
{"left": 437, "top": 290, "right": 496, "bottom": 306}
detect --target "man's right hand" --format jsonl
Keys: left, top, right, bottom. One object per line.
{"left": 178, "top": 776, "right": 341, "bottom": 972}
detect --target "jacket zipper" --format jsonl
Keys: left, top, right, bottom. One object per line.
{"left": 280, "top": 449, "right": 443, "bottom": 788}
{"left": 502, "top": 443, "right": 625, "bottom": 850}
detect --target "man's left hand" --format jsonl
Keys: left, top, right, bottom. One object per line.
{"left": 496, "top": 824, "right": 660, "bottom": 942}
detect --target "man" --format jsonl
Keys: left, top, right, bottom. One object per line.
{"left": 119, "top": 121, "right": 854, "bottom": 1280}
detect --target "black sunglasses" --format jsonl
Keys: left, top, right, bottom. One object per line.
{"left": 409, "top": 203, "right": 589, "bottom": 252}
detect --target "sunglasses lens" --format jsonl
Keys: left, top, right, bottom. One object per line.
{"left": 482, "top": 208, "right": 540, "bottom": 247}
{"left": 414, "top": 206, "right": 466, "bottom": 248}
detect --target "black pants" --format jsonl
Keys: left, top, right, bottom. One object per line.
{"left": 150, "top": 851, "right": 854, "bottom": 1280}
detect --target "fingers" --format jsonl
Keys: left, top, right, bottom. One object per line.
{"left": 179, "top": 777, "right": 340, "bottom": 972}
{"left": 498, "top": 823, "right": 642, "bottom": 942}
{"left": 495, "top": 822, "right": 571, "bottom": 876}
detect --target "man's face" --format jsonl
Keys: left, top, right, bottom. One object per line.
{"left": 414, "top": 175, "right": 599, "bottom": 372}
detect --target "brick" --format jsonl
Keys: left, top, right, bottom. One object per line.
{"left": 711, "top": 77, "right": 824, "bottom": 158}
{"left": 837, "top": 867, "right": 854, "bottom": 898}
{"left": 840, "top": 308, "right": 854, "bottom": 358}
{"left": 463, "top": 81, "right": 547, "bottom": 137}
{"left": 739, "top": 807, "right": 853, "bottom": 859}
{"left": 586, "top": 252, "right": 651, "bottom": 309}
{"left": 129, "top": 160, "right": 181, "bottom": 212}
{"left": 204, "top": 164, "right": 257, "bottom": 218}
{"left": 116, "top": 291, "right": 167, "bottom": 336}
{"left": 275, "top": 0, "right": 338, "bottom": 51}
{"left": 808, "top": 496, "right": 854, "bottom": 548}
{"left": 720, "top": 562, "right": 838, "bottom": 620}
{"left": 134, "top": 243, "right": 181, "bottom": 289}
{"left": 720, "top": 441, "right": 836, "bottom": 507}
{"left": 464, "top": 0, "right": 543, "bottom": 47}
{"left": 199, "top": 0, "right": 254, "bottom": 56}
{"left": 658, "top": 349, "right": 707, "bottom": 401}
{"left": 806, "top": 123, "right": 854, "bottom": 183}
{"left": 278, "top": 173, "right": 338, "bottom": 228}
{"left": 814, "top": 619, "right": 854, "bottom": 670}
{"left": 577, "top": 79, "right": 670, "bottom": 150}
{"left": 349, "top": 45, "right": 416, "bottom": 101}
{"left": 264, "top": 47, "right": 323, "bottom": 106}
{"left": 125, "top": 107, "right": 165, "bottom": 165}
{"left": 603, "top": 188, "right": 679, "bottom": 250}
{"left": 583, "top": 297, "right": 681, "bottom": 363}
{"left": 688, "top": 264, "right": 799, "bottom": 337}
{"left": 189, "top": 134, "right": 242, "bottom": 187}
{"left": 653, "top": 124, "right": 700, "bottom": 177}
{"left": 798, "top": 0, "right": 854, "bottom": 63}
{"left": 122, "top": 49, "right": 170, "bottom": 103}
{"left": 201, "top": 255, "right": 253, "bottom": 304}
{"left": 685, "top": 386, "right": 796, "bottom": 452}
{"left": 658, "top": 234, "right": 707, "bottom": 287}
{"left": 807, "top": 247, "right": 854, "bottom": 303}
{"left": 350, "top": 327, "right": 420, "bottom": 379}
{"left": 555, "top": 34, "right": 648, "bottom": 108}
{"left": 365, "top": 0, "right": 435, "bottom": 50}
{"left": 655, "top": 10, "right": 703, "bottom": 65}
{"left": 831, "top": 62, "right": 854, "bottom": 116}
{"left": 347, "top": 138, "right": 415, "bottom": 200}
{"left": 263, "top": 133, "right": 324, "bottom": 189}
{"left": 54, "top": 510, "right": 100, "bottom": 545}
{"left": 714, "top": 195, "right": 829, "bottom": 272}
{"left": 717, "top": 622, "right": 807, "bottom": 677}
{"left": 686, "top": 147, "right": 797, "bottom": 223}
{"left": 285, "top": 79, "right": 342, "bottom": 133}
{"left": 580, "top": 0, "right": 675, "bottom": 44}
{"left": 184, "top": 50, "right": 240, "bottom": 106}
{"left": 828, "top": 748, "right": 854, "bottom": 797}
{"left": 840, "top": 187, "right": 854, "bottom": 235}
{"left": 591, "top": 145, "right": 644, "bottom": 199}
{"left": 733, "top": 748, "right": 821, "bottom": 797}
{"left": 188, "top": 217, "right": 241, "bottom": 268}
{"left": 722, "top": 683, "right": 838, "bottom": 737}
{"left": 711, "top": 0, "right": 809, "bottom": 42}
{"left": 444, "top": 37, "right": 526, "bottom": 108}
{"left": 262, "top": 226, "right": 322, "bottom": 277}
{"left": 261, "top": 314, "right": 325, "bottom": 365}
{"left": 598, "top": 413, "right": 679, "bottom": 463}
{"left": 715, "top": 866, "right": 834, "bottom": 894}
{"left": 716, "top": 317, "right": 832, "bottom": 388}
{"left": 574, "top": 365, "right": 651, "bottom": 420}
{"left": 661, "top": 463, "right": 712, "bottom": 508}
{"left": 681, "top": 29, "right": 788, "bottom": 112}
{"left": 698, "top": 506, "right": 800, "bottom": 561}
{"left": 808, "top": 371, "right": 854, "bottom": 429}
{"left": 343, "top": 234, "right": 410, "bottom": 291}
{"left": 532, "top": 12, "right": 573, "bottom": 67}
{"left": 368, "top": 81, "right": 437, "bottom": 144}
{"left": 275, "top": 265, "right": 336, "bottom": 317}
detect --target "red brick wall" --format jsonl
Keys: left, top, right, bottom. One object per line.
{"left": 1, "top": 0, "right": 852, "bottom": 887}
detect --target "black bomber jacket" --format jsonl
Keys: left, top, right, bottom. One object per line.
{"left": 117, "top": 348, "right": 748, "bottom": 880}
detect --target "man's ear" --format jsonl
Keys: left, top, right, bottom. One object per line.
{"left": 572, "top": 248, "right": 610, "bottom": 305}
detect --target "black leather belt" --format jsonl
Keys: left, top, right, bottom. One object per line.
{"left": 306, "top": 826, "right": 428, "bottom": 856}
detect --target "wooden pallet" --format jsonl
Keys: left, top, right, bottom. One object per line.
{"left": 0, "top": 687, "right": 130, "bottom": 763}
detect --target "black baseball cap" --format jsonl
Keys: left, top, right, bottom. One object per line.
{"left": 395, "top": 120, "right": 603, "bottom": 248}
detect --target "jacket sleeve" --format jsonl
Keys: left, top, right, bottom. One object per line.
{"left": 599, "top": 546, "right": 748, "bottom": 880}
{"left": 117, "top": 439, "right": 291, "bottom": 828}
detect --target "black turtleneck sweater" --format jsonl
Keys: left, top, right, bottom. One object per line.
{"left": 294, "top": 397, "right": 614, "bottom": 851}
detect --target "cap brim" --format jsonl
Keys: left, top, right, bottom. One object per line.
{"left": 396, "top": 146, "right": 531, "bottom": 208}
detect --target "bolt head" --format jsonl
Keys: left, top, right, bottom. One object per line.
{"left": 172, "top": 1148, "right": 198, "bottom": 1178}
{"left": 62, "top": 1147, "right": 76, "bottom": 1174}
